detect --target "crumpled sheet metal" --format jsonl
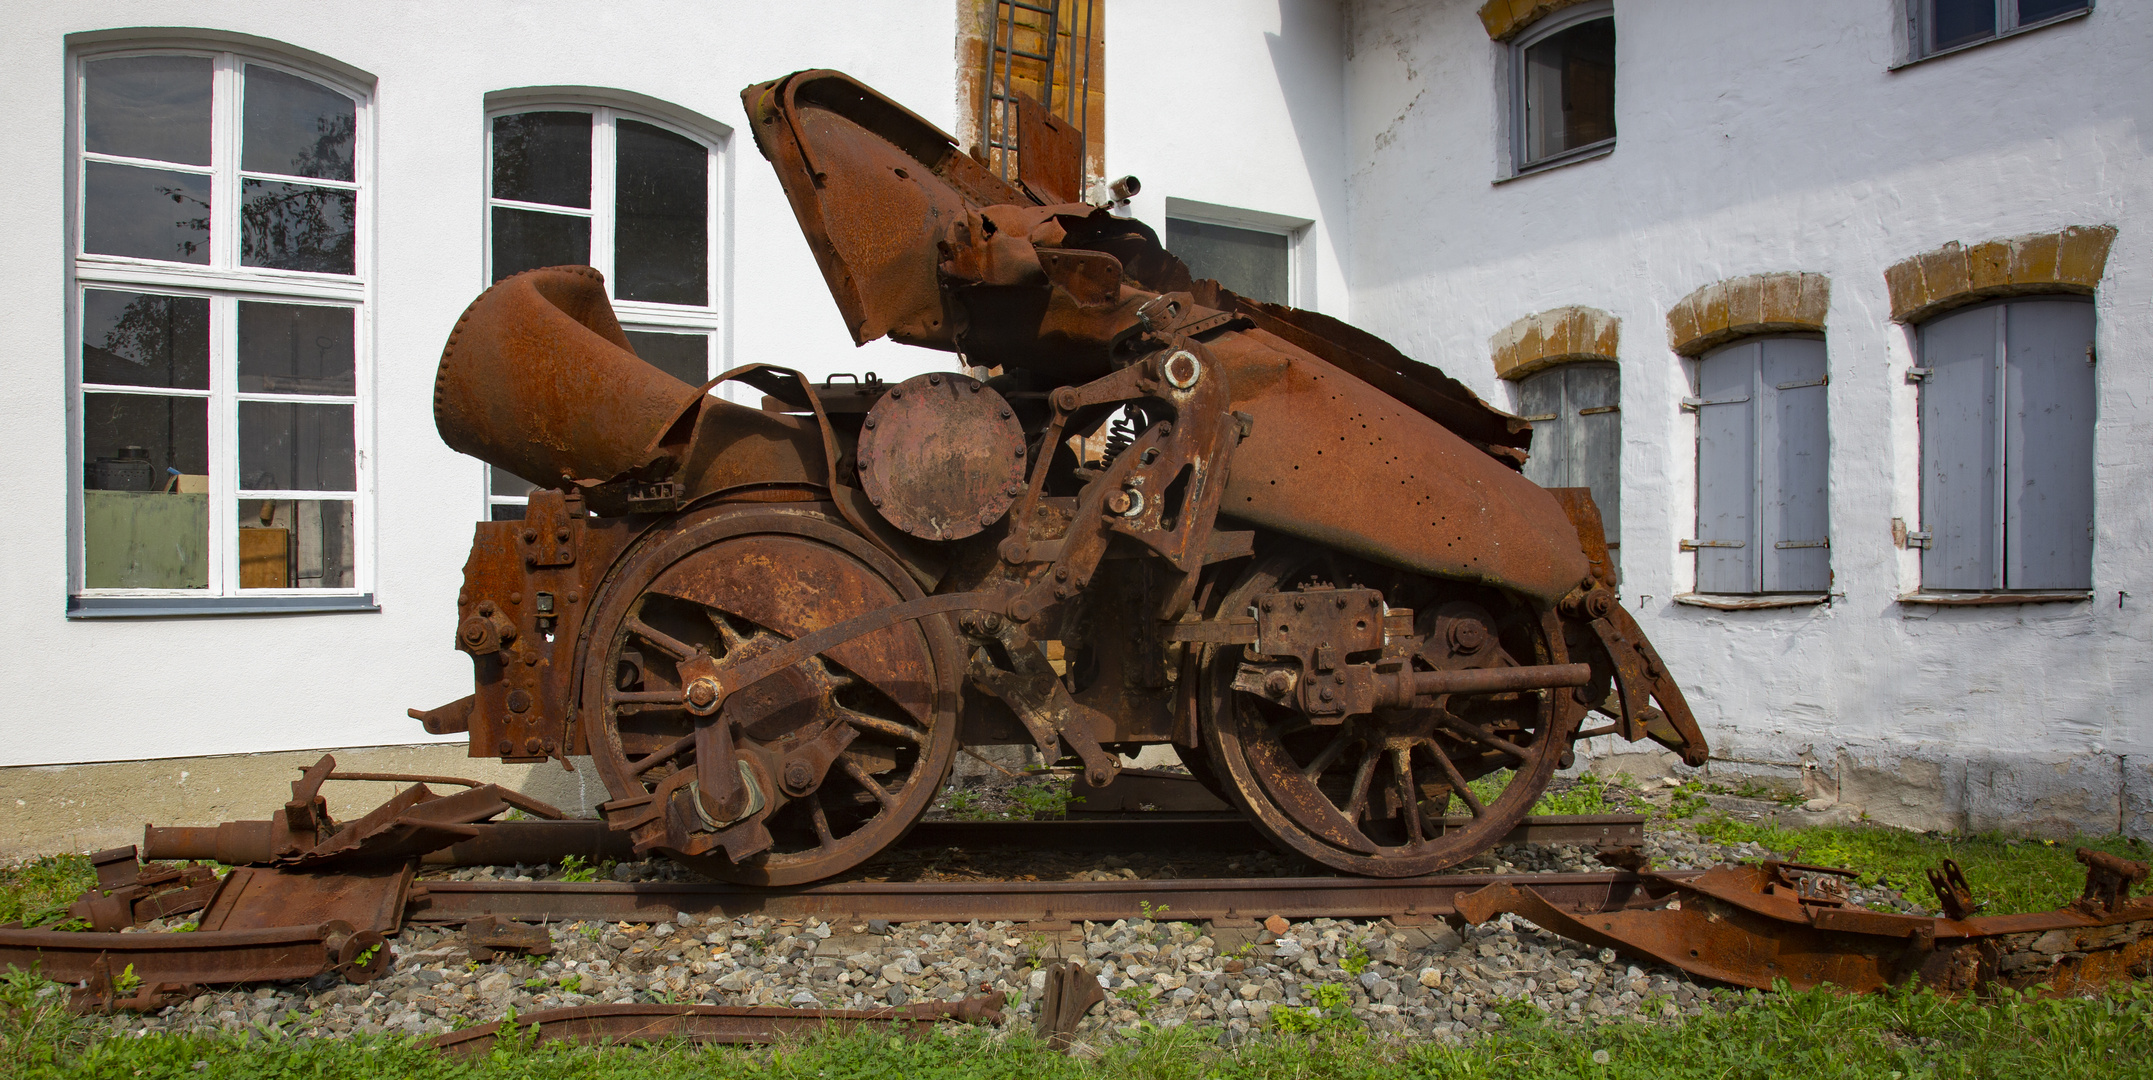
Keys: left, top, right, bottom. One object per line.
{"left": 1457, "top": 852, "right": 2153, "bottom": 995}
{"left": 427, "top": 995, "right": 1007, "bottom": 1056}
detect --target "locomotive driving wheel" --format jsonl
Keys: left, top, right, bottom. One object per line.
{"left": 581, "top": 508, "right": 960, "bottom": 886}
{"left": 1201, "top": 549, "right": 1575, "bottom": 877}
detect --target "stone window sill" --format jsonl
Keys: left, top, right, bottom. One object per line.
{"left": 1896, "top": 591, "right": 2091, "bottom": 607}
{"left": 1889, "top": 8, "right": 2090, "bottom": 71}
{"left": 1674, "top": 593, "right": 1829, "bottom": 611}
{"left": 1496, "top": 141, "right": 1614, "bottom": 185}
{"left": 67, "top": 594, "right": 379, "bottom": 619}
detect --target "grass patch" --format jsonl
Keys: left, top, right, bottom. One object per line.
{"left": 1695, "top": 815, "right": 2150, "bottom": 914}
{"left": 0, "top": 855, "right": 95, "bottom": 930}
{"left": 4, "top": 981, "right": 2151, "bottom": 1078}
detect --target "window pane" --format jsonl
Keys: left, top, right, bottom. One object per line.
{"left": 239, "top": 499, "right": 354, "bottom": 588}
{"left": 85, "top": 55, "right": 211, "bottom": 166}
{"left": 1165, "top": 218, "right": 1290, "bottom": 305}
{"left": 239, "top": 401, "right": 356, "bottom": 491}
{"left": 625, "top": 330, "right": 709, "bottom": 385}
{"left": 492, "top": 111, "right": 592, "bottom": 208}
{"left": 489, "top": 503, "right": 528, "bottom": 522}
{"left": 1930, "top": 0, "right": 1996, "bottom": 50}
{"left": 238, "top": 302, "right": 355, "bottom": 394}
{"left": 82, "top": 393, "right": 209, "bottom": 588}
{"left": 1522, "top": 16, "right": 1616, "bottom": 163}
{"left": 242, "top": 66, "right": 356, "bottom": 182}
{"left": 492, "top": 207, "right": 591, "bottom": 280}
{"left": 490, "top": 465, "right": 538, "bottom": 501}
{"left": 240, "top": 179, "right": 356, "bottom": 273}
{"left": 84, "top": 161, "right": 210, "bottom": 262}
{"left": 615, "top": 120, "right": 709, "bottom": 305}
{"left": 2017, "top": 0, "right": 2088, "bottom": 23}
{"left": 82, "top": 290, "right": 209, "bottom": 389}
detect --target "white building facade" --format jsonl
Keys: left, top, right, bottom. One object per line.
{"left": 1, "top": 0, "right": 2144, "bottom": 851}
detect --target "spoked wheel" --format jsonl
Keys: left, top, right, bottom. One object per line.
{"left": 1201, "top": 549, "right": 1575, "bottom": 877}
{"left": 581, "top": 508, "right": 960, "bottom": 886}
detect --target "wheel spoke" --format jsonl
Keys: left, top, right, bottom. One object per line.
{"left": 706, "top": 610, "right": 751, "bottom": 652}
{"left": 624, "top": 617, "right": 695, "bottom": 662}
{"left": 810, "top": 790, "right": 837, "bottom": 846}
{"left": 1300, "top": 730, "right": 1353, "bottom": 781}
{"left": 839, "top": 756, "right": 896, "bottom": 809}
{"left": 1425, "top": 739, "right": 1485, "bottom": 817}
{"left": 839, "top": 706, "right": 922, "bottom": 745}
{"left": 629, "top": 733, "right": 694, "bottom": 776}
{"left": 1341, "top": 747, "right": 1380, "bottom": 824}
{"left": 1434, "top": 712, "right": 1531, "bottom": 763}
{"left": 1392, "top": 744, "right": 1424, "bottom": 844}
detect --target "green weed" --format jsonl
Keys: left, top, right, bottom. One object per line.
{"left": 0, "top": 855, "right": 94, "bottom": 930}
{"left": 557, "top": 855, "right": 598, "bottom": 883}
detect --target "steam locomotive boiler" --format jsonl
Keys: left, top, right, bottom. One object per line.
{"left": 413, "top": 70, "right": 1709, "bottom": 886}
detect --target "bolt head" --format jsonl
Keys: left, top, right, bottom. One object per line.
{"left": 1318, "top": 688, "right": 1335, "bottom": 703}
{"left": 929, "top": 373, "right": 942, "bottom": 386}
{"left": 686, "top": 678, "right": 721, "bottom": 709}
{"left": 1293, "top": 598, "right": 1305, "bottom": 611}
{"left": 784, "top": 761, "right": 814, "bottom": 790}
{"left": 864, "top": 417, "right": 876, "bottom": 429}
{"left": 556, "top": 527, "right": 571, "bottom": 542}
{"left": 522, "top": 529, "right": 538, "bottom": 543}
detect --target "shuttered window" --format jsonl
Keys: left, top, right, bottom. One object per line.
{"left": 1517, "top": 363, "right": 1621, "bottom": 558}
{"left": 1916, "top": 297, "right": 2095, "bottom": 591}
{"left": 1689, "top": 337, "right": 1830, "bottom": 595}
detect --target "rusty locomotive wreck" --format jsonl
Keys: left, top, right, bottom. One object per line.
{"left": 412, "top": 70, "right": 1710, "bottom": 887}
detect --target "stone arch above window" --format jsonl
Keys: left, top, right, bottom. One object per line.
{"left": 1478, "top": 0, "right": 1600, "bottom": 41}
{"left": 1666, "top": 272, "right": 1830, "bottom": 358}
{"left": 1491, "top": 305, "right": 1619, "bottom": 381}
{"left": 1884, "top": 225, "right": 2116, "bottom": 324}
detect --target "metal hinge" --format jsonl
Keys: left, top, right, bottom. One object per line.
{"left": 1578, "top": 405, "right": 1620, "bottom": 416}
{"left": 1680, "top": 395, "right": 1749, "bottom": 413}
{"left": 1774, "top": 539, "right": 1830, "bottom": 550}
{"left": 1520, "top": 413, "right": 1559, "bottom": 422}
{"left": 1776, "top": 375, "right": 1828, "bottom": 391}
{"left": 1905, "top": 531, "right": 1933, "bottom": 549}
{"left": 1679, "top": 539, "right": 1745, "bottom": 550}
{"left": 1905, "top": 367, "right": 1933, "bottom": 383}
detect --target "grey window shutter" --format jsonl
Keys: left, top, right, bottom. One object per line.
{"left": 1694, "top": 343, "right": 1757, "bottom": 593}
{"left": 1920, "top": 305, "right": 2002, "bottom": 590}
{"left": 1567, "top": 364, "right": 1621, "bottom": 548}
{"left": 1761, "top": 338, "right": 1830, "bottom": 592}
{"left": 1517, "top": 368, "right": 1567, "bottom": 491}
{"left": 2003, "top": 299, "right": 2096, "bottom": 590}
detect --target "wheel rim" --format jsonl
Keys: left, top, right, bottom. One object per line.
{"left": 1201, "top": 549, "right": 1572, "bottom": 877}
{"left": 581, "top": 509, "right": 959, "bottom": 886}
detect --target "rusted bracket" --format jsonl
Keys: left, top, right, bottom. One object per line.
{"left": 462, "top": 915, "right": 554, "bottom": 962}
{"left": 1034, "top": 961, "right": 1105, "bottom": 1051}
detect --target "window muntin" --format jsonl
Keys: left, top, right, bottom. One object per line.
{"left": 72, "top": 47, "right": 370, "bottom": 602}
{"left": 1916, "top": 297, "right": 2095, "bottom": 592}
{"left": 482, "top": 104, "right": 720, "bottom": 520}
{"left": 1516, "top": 363, "right": 1621, "bottom": 561}
{"left": 1512, "top": 5, "right": 1615, "bottom": 172}
{"left": 1166, "top": 217, "right": 1291, "bottom": 305}
{"left": 1690, "top": 337, "right": 1830, "bottom": 595}
{"left": 1915, "top": 0, "right": 2090, "bottom": 59}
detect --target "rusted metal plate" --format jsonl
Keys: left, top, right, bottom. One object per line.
{"left": 0, "top": 922, "right": 383, "bottom": 997}
{"left": 429, "top": 995, "right": 1006, "bottom": 1056}
{"left": 857, "top": 372, "right": 1026, "bottom": 541}
{"left": 197, "top": 864, "right": 414, "bottom": 935}
{"left": 411, "top": 869, "right": 1691, "bottom": 927}
{"left": 1015, "top": 92, "right": 1082, "bottom": 205}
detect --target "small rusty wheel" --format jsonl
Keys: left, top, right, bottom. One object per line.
{"left": 582, "top": 507, "right": 960, "bottom": 886}
{"left": 1200, "top": 549, "right": 1572, "bottom": 877}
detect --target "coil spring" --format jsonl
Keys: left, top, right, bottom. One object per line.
{"left": 1102, "top": 407, "right": 1142, "bottom": 466}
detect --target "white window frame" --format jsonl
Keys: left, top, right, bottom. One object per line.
{"left": 66, "top": 40, "right": 376, "bottom": 616}
{"left": 1506, "top": 1, "right": 1617, "bottom": 177}
{"left": 1160, "top": 197, "right": 1314, "bottom": 309}
{"left": 482, "top": 94, "right": 728, "bottom": 520}
{"left": 1903, "top": 0, "right": 2092, "bottom": 64}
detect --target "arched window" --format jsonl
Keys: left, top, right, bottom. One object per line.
{"left": 70, "top": 40, "right": 374, "bottom": 614}
{"left": 482, "top": 96, "right": 724, "bottom": 520}
{"left": 1686, "top": 336, "right": 1830, "bottom": 596}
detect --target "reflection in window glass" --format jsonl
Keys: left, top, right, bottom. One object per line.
{"left": 238, "top": 401, "right": 356, "bottom": 491}
{"left": 81, "top": 393, "right": 210, "bottom": 590}
{"left": 1165, "top": 218, "right": 1289, "bottom": 305}
{"left": 616, "top": 120, "right": 709, "bottom": 305}
{"left": 492, "top": 112, "right": 592, "bottom": 207}
{"left": 1929, "top": 0, "right": 1997, "bottom": 50}
{"left": 240, "top": 179, "right": 355, "bottom": 273}
{"left": 238, "top": 500, "right": 353, "bottom": 588}
{"left": 1521, "top": 16, "right": 1615, "bottom": 166}
{"left": 81, "top": 290, "right": 209, "bottom": 389}
{"left": 85, "top": 55, "right": 212, "bottom": 166}
{"left": 492, "top": 207, "right": 590, "bottom": 281}
{"left": 238, "top": 302, "right": 355, "bottom": 394}
{"left": 84, "top": 162, "right": 211, "bottom": 262}
{"left": 242, "top": 66, "right": 355, "bottom": 181}
{"left": 2018, "top": 0, "right": 2089, "bottom": 22}
{"left": 625, "top": 330, "right": 709, "bottom": 385}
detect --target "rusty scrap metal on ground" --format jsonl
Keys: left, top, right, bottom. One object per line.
{"left": 411, "top": 66, "right": 1710, "bottom": 890}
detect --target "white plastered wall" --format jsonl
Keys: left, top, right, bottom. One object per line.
{"left": 0, "top": 1, "right": 960, "bottom": 771}
{"left": 1343, "top": 0, "right": 2153, "bottom": 835}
